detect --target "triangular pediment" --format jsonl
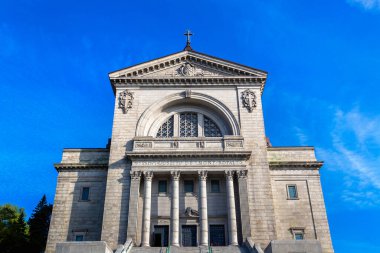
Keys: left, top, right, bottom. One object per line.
{"left": 109, "top": 50, "right": 267, "bottom": 79}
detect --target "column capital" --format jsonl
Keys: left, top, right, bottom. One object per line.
{"left": 143, "top": 171, "right": 154, "bottom": 181}
{"left": 198, "top": 170, "right": 208, "bottom": 181}
{"left": 237, "top": 170, "right": 248, "bottom": 179}
{"left": 171, "top": 171, "right": 181, "bottom": 180}
{"left": 130, "top": 171, "right": 142, "bottom": 180}
{"left": 225, "top": 170, "right": 235, "bottom": 180}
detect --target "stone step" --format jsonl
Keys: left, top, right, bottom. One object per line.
{"left": 130, "top": 245, "right": 249, "bottom": 253}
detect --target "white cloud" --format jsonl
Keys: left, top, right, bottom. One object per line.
{"left": 323, "top": 107, "right": 380, "bottom": 207}
{"left": 347, "top": 0, "right": 380, "bottom": 10}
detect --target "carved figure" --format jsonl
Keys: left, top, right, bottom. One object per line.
{"left": 185, "top": 207, "right": 199, "bottom": 217}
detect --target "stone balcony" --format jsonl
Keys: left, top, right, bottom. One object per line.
{"left": 132, "top": 135, "right": 245, "bottom": 151}
{"left": 127, "top": 136, "right": 250, "bottom": 160}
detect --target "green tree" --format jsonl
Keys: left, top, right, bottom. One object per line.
{"left": 0, "top": 204, "right": 29, "bottom": 253}
{"left": 28, "top": 195, "right": 53, "bottom": 253}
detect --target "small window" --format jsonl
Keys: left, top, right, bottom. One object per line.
{"left": 287, "top": 185, "right": 298, "bottom": 199}
{"left": 290, "top": 228, "right": 304, "bottom": 240}
{"left": 184, "top": 180, "right": 194, "bottom": 193}
{"left": 75, "top": 235, "right": 84, "bottom": 241}
{"left": 158, "top": 180, "right": 167, "bottom": 193}
{"left": 294, "top": 232, "right": 304, "bottom": 240}
{"left": 81, "top": 187, "right": 90, "bottom": 201}
{"left": 211, "top": 180, "right": 220, "bottom": 193}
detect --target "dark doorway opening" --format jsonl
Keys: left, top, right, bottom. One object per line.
{"left": 153, "top": 225, "right": 169, "bottom": 247}
{"left": 182, "top": 225, "right": 197, "bottom": 247}
{"left": 210, "top": 225, "right": 226, "bottom": 246}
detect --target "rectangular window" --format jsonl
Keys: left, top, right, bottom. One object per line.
{"left": 211, "top": 180, "right": 220, "bottom": 193}
{"left": 158, "top": 180, "right": 167, "bottom": 193}
{"left": 75, "top": 235, "right": 84, "bottom": 241}
{"left": 294, "top": 232, "right": 304, "bottom": 240}
{"left": 287, "top": 185, "right": 298, "bottom": 199}
{"left": 81, "top": 187, "right": 90, "bottom": 201}
{"left": 184, "top": 180, "right": 194, "bottom": 193}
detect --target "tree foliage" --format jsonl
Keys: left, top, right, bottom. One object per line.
{"left": 0, "top": 195, "right": 53, "bottom": 253}
{"left": 28, "top": 195, "right": 53, "bottom": 253}
{"left": 0, "top": 204, "right": 28, "bottom": 253}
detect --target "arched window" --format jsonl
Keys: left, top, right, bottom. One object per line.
{"left": 156, "top": 116, "right": 174, "bottom": 138}
{"left": 156, "top": 112, "right": 222, "bottom": 138}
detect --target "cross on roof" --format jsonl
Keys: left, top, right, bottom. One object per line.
{"left": 183, "top": 30, "right": 193, "bottom": 51}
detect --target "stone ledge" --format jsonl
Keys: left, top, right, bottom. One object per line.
{"left": 56, "top": 241, "right": 112, "bottom": 253}
{"left": 264, "top": 240, "right": 322, "bottom": 253}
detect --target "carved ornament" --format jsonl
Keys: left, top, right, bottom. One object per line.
{"left": 237, "top": 170, "right": 248, "bottom": 179}
{"left": 241, "top": 89, "right": 256, "bottom": 112}
{"left": 225, "top": 170, "right": 235, "bottom": 180}
{"left": 118, "top": 90, "right": 134, "bottom": 114}
{"left": 171, "top": 171, "right": 181, "bottom": 180}
{"left": 130, "top": 171, "right": 142, "bottom": 180}
{"left": 185, "top": 207, "right": 199, "bottom": 217}
{"left": 198, "top": 170, "right": 208, "bottom": 180}
{"left": 177, "top": 62, "right": 204, "bottom": 77}
{"left": 143, "top": 171, "right": 154, "bottom": 180}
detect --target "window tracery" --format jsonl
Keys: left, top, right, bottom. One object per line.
{"left": 180, "top": 112, "right": 198, "bottom": 137}
{"left": 156, "top": 116, "right": 174, "bottom": 138}
{"left": 156, "top": 112, "right": 223, "bottom": 138}
{"left": 204, "top": 116, "right": 222, "bottom": 137}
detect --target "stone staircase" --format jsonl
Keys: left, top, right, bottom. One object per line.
{"left": 130, "top": 245, "right": 250, "bottom": 253}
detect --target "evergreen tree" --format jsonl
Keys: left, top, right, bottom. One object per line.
{"left": 28, "top": 195, "right": 53, "bottom": 253}
{"left": 0, "top": 204, "right": 28, "bottom": 253}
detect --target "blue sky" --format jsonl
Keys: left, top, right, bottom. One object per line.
{"left": 1, "top": 0, "right": 379, "bottom": 252}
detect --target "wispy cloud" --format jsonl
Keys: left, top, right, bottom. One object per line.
{"left": 320, "top": 107, "right": 380, "bottom": 207}
{"left": 347, "top": 0, "right": 380, "bottom": 10}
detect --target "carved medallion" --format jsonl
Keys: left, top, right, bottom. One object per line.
{"left": 241, "top": 89, "right": 256, "bottom": 112}
{"left": 177, "top": 62, "right": 204, "bottom": 77}
{"left": 118, "top": 90, "right": 134, "bottom": 114}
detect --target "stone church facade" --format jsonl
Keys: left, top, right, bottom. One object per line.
{"left": 46, "top": 43, "right": 334, "bottom": 253}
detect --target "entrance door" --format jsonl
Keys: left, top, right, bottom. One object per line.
{"left": 182, "top": 225, "right": 197, "bottom": 247}
{"left": 209, "top": 225, "right": 226, "bottom": 246}
{"left": 153, "top": 225, "right": 169, "bottom": 247}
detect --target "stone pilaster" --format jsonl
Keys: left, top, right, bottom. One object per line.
{"left": 198, "top": 170, "right": 209, "bottom": 246}
{"left": 237, "top": 170, "right": 251, "bottom": 242}
{"left": 225, "top": 170, "right": 238, "bottom": 245}
{"left": 170, "top": 171, "right": 180, "bottom": 247}
{"left": 141, "top": 171, "right": 153, "bottom": 247}
{"left": 126, "top": 171, "right": 142, "bottom": 245}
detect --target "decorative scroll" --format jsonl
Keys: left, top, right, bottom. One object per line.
{"left": 118, "top": 90, "right": 134, "bottom": 114}
{"left": 241, "top": 89, "right": 256, "bottom": 112}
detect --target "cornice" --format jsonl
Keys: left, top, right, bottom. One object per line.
{"left": 54, "top": 163, "right": 108, "bottom": 172}
{"left": 269, "top": 161, "right": 323, "bottom": 169}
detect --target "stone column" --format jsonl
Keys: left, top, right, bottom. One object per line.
{"left": 170, "top": 171, "right": 180, "bottom": 247}
{"left": 225, "top": 171, "right": 238, "bottom": 245}
{"left": 198, "top": 170, "right": 209, "bottom": 246}
{"left": 141, "top": 171, "right": 153, "bottom": 247}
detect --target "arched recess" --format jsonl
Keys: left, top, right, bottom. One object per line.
{"left": 135, "top": 92, "right": 240, "bottom": 137}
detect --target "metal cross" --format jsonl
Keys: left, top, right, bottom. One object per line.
{"left": 184, "top": 30, "right": 193, "bottom": 44}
